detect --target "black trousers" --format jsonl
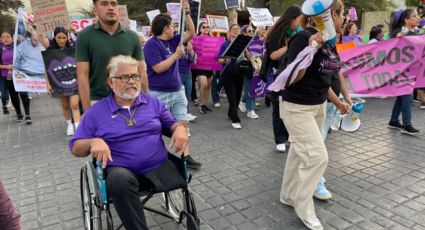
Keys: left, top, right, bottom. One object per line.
{"left": 6, "top": 79, "right": 30, "bottom": 116}
{"left": 221, "top": 70, "right": 243, "bottom": 123}
{"left": 270, "top": 92, "right": 288, "bottom": 144}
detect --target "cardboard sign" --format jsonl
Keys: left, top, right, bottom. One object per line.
{"left": 224, "top": 0, "right": 239, "bottom": 9}
{"left": 147, "top": 9, "right": 161, "bottom": 24}
{"left": 42, "top": 48, "right": 78, "bottom": 97}
{"left": 71, "top": 18, "right": 96, "bottom": 32}
{"left": 189, "top": 0, "right": 201, "bottom": 34}
{"left": 191, "top": 36, "right": 225, "bottom": 71}
{"left": 221, "top": 34, "right": 253, "bottom": 58}
{"left": 247, "top": 7, "right": 274, "bottom": 27}
{"left": 118, "top": 5, "right": 129, "bottom": 27}
{"left": 141, "top": 26, "right": 151, "bottom": 38}
{"left": 30, "top": 0, "right": 71, "bottom": 33}
{"left": 206, "top": 15, "right": 229, "bottom": 33}
{"left": 166, "top": 3, "right": 181, "bottom": 23}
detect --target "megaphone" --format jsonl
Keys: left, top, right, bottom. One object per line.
{"left": 341, "top": 103, "right": 363, "bottom": 132}
{"left": 301, "top": 0, "right": 337, "bottom": 46}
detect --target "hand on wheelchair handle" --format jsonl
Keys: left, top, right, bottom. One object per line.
{"left": 90, "top": 138, "right": 113, "bottom": 168}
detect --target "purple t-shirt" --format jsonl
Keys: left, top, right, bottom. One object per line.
{"left": 178, "top": 47, "right": 196, "bottom": 74}
{"left": 248, "top": 36, "right": 264, "bottom": 57}
{"left": 144, "top": 35, "right": 181, "bottom": 92}
{"left": 69, "top": 93, "right": 177, "bottom": 175}
{"left": 0, "top": 45, "right": 13, "bottom": 77}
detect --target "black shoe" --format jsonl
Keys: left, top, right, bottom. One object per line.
{"left": 17, "top": 114, "right": 24, "bottom": 122}
{"left": 388, "top": 121, "right": 402, "bottom": 130}
{"left": 401, "top": 125, "right": 419, "bottom": 135}
{"left": 199, "top": 105, "right": 207, "bottom": 114}
{"left": 3, "top": 107, "right": 9, "bottom": 114}
{"left": 25, "top": 115, "right": 32, "bottom": 125}
{"left": 186, "top": 155, "right": 201, "bottom": 169}
{"left": 204, "top": 105, "right": 212, "bottom": 112}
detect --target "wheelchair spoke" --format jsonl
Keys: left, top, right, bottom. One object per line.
{"left": 81, "top": 167, "right": 93, "bottom": 230}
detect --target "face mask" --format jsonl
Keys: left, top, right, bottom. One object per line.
{"left": 295, "top": 26, "right": 303, "bottom": 33}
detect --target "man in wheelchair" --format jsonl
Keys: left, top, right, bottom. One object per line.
{"left": 69, "top": 55, "right": 190, "bottom": 230}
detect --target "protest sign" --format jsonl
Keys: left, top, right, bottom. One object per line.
{"left": 247, "top": 7, "right": 274, "bottom": 27}
{"left": 141, "top": 26, "right": 151, "bottom": 38}
{"left": 224, "top": 0, "right": 239, "bottom": 9}
{"left": 166, "top": 3, "right": 181, "bottom": 23}
{"left": 206, "top": 15, "right": 229, "bottom": 33}
{"left": 191, "top": 36, "right": 225, "bottom": 71}
{"left": 118, "top": 5, "right": 129, "bottom": 27}
{"left": 42, "top": 48, "right": 77, "bottom": 96}
{"left": 251, "top": 76, "right": 269, "bottom": 98}
{"left": 221, "top": 34, "right": 253, "bottom": 58}
{"left": 189, "top": 0, "right": 201, "bottom": 33}
{"left": 340, "top": 35, "right": 425, "bottom": 96}
{"left": 13, "top": 8, "right": 48, "bottom": 93}
{"left": 147, "top": 9, "right": 161, "bottom": 24}
{"left": 30, "top": 0, "right": 71, "bottom": 33}
{"left": 71, "top": 18, "right": 96, "bottom": 32}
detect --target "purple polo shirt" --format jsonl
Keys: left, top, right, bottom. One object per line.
{"left": 69, "top": 93, "right": 177, "bottom": 175}
{"left": 144, "top": 35, "right": 181, "bottom": 92}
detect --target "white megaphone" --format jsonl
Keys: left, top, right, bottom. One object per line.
{"left": 341, "top": 103, "right": 363, "bottom": 132}
{"left": 301, "top": 0, "right": 337, "bottom": 46}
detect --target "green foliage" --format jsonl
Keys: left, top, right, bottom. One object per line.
{"left": 0, "top": 0, "right": 23, "bottom": 13}
{"left": 0, "top": 14, "right": 17, "bottom": 33}
{"left": 406, "top": 0, "right": 420, "bottom": 7}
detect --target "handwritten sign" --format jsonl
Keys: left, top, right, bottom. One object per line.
{"left": 224, "top": 0, "right": 239, "bottom": 9}
{"left": 30, "top": 0, "right": 71, "bottom": 33}
{"left": 147, "top": 9, "right": 161, "bottom": 24}
{"left": 71, "top": 18, "right": 96, "bottom": 32}
{"left": 118, "top": 5, "right": 129, "bottom": 27}
{"left": 191, "top": 36, "right": 225, "bottom": 71}
{"left": 247, "top": 7, "right": 274, "bottom": 27}
{"left": 166, "top": 3, "right": 181, "bottom": 23}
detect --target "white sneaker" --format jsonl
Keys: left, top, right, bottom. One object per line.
{"left": 276, "top": 144, "right": 286, "bottom": 152}
{"left": 238, "top": 102, "right": 246, "bottom": 112}
{"left": 187, "top": 113, "right": 197, "bottom": 122}
{"left": 246, "top": 110, "right": 259, "bottom": 119}
{"left": 66, "top": 124, "right": 74, "bottom": 136}
{"left": 231, "top": 123, "right": 242, "bottom": 129}
{"left": 214, "top": 103, "right": 221, "bottom": 108}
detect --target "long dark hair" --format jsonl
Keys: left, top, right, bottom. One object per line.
{"left": 369, "top": 26, "right": 382, "bottom": 41}
{"left": 343, "top": 22, "right": 356, "bottom": 36}
{"left": 266, "top": 5, "right": 301, "bottom": 44}
{"left": 197, "top": 21, "right": 210, "bottom": 35}
{"left": 390, "top": 9, "right": 416, "bottom": 33}
{"left": 49, "top": 27, "right": 70, "bottom": 50}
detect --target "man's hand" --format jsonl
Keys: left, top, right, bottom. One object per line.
{"left": 175, "top": 44, "right": 185, "bottom": 59}
{"left": 182, "top": 0, "right": 190, "bottom": 13}
{"left": 90, "top": 138, "right": 113, "bottom": 168}
{"left": 169, "top": 125, "right": 189, "bottom": 155}
{"left": 337, "top": 102, "right": 351, "bottom": 115}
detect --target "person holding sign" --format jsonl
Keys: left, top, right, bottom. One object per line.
{"left": 143, "top": 0, "right": 201, "bottom": 169}
{"left": 39, "top": 27, "right": 81, "bottom": 136}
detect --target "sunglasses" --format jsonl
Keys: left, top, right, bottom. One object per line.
{"left": 202, "top": 26, "right": 210, "bottom": 29}
{"left": 247, "top": 30, "right": 254, "bottom": 33}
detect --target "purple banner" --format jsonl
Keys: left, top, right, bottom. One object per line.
{"left": 340, "top": 35, "right": 425, "bottom": 96}
{"left": 191, "top": 35, "right": 224, "bottom": 71}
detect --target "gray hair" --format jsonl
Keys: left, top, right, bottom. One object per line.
{"left": 107, "top": 55, "right": 139, "bottom": 78}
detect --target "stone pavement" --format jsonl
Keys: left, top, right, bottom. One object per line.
{"left": 1, "top": 94, "right": 425, "bottom": 230}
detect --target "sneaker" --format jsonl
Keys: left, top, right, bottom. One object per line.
{"left": 214, "top": 103, "right": 220, "bottom": 108}
{"left": 186, "top": 155, "right": 201, "bottom": 169}
{"left": 388, "top": 121, "right": 402, "bottom": 130}
{"left": 219, "top": 88, "right": 227, "bottom": 98}
{"left": 238, "top": 102, "right": 246, "bottom": 113}
{"left": 231, "top": 123, "right": 242, "bottom": 129}
{"left": 314, "top": 177, "right": 332, "bottom": 200}
{"left": 193, "top": 98, "right": 199, "bottom": 106}
{"left": 354, "top": 97, "right": 366, "bottom": 103}
{"left": 204, "top": 105, "right": 212, "bottom": 112}
{"left": 246, "top": 110, "right": 259, "bottom": 119}
{"left": 276, "top": 144, "right": 286, "bottom": 153}
{"left": 401, "top": 125, "right": 420, "bottom": 135}
{"left": 66, "top": 124, "right": 74, "bottom": 136}
{"left": 25, "top": 115, "right": 32, "bottom": 125}
{"left": 16, "top": 114, "right": 24, "bottom": 122}
{"left": 3, "top": 107, "right": 9, "bottom": 114}
{"left": 413, "top": 98, "right": 420, "bottom": 103}
{"left": 420, "top": 103, "right": 425, "bottom": 109}
{"left": 199, "top": 105, "right": 207, "bottom": 114}
{"left": 187, "top": 113, "right": 197, "bottom": 122}
{"left": 255, "top": 102, "right": 260, "bottom": 107}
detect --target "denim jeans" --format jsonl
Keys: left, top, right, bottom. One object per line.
{"left": 0, "top": 77, "right": 9, "bottom": 107}
{"left": 211, "top": 71, "right": 221, "bottom": 104}
{"left": 322, "top": 102, "right": 337, "bottom": 140}
{"left": 242, "top": 76, "right": 255, "bottom": 111}
{"left": 180, "top": 73, "right": 192, "bottom": 113}
{"left": 150, "top": 87, "right": 188, "bottom": 121}
{"left": 390, "top": 94, "right": 413, "bottom": 126}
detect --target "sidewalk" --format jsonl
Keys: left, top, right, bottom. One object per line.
{"left": 1, "top": 94, "right": 425, "bottom": 229}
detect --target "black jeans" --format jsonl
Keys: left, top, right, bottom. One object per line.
{"left": 270, "top": 92, "right": 288, "bottom": 144}
{"left": 221, "top": 71, "right": 243, "bottom": 123}
{"left": 6, "top": 79, "right": 30, "bottom": 116}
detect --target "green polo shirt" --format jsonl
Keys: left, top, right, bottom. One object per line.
{"left": 76, "top": 22, "right": 143, "bottom": 100}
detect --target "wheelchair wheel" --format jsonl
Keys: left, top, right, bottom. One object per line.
{"left": 80, "top": 165, "right": 102, "bottom": 230}
{"left": 162, "top": 190, "right": 185, "bottom": 222}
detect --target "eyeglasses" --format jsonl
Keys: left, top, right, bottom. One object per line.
{"left": 247, "top": 30, "right": 254, "bottom": 33}
{"left": 112, "top": 74, "right": 141, "bottom": 82}
{"left": 202, "top": 26, "right": 210, "bottom": 29}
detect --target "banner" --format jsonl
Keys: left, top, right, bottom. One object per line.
{"left": 224, "top": 0, "right": 239, "bottom": 9}
{"left": 191, "top": 36, "right": 225, "bottom": 71}
{"left": 247, "top": 7, "right": 274, "bottom": 27}
{"left": 147, "top": 9, "right": 161, "bottom": 24}
{"left": 251, "top": 76, "right": 269, "bottom": 98}
{"left": 340, "top": 35, "right": 425, "bottom": 97}
{"left": 118, "top": 5, "right": 129, "bottom": 27}
{"left": 13, "top": 8, "right": 48, "bottom": 93}
{"left": 30, "top": 0, "right": 71, "bottom": 33}
{"left": 71, "top": 18, "right": 96, "bottom": 32}
{"left": 42, "top": 48, "right": 77, "bottom": 96}
{"left": 166, "top": 3, "right": 181, "bottom": 23}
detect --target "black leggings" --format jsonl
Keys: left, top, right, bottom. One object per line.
{"left": 221, "top": 71, "right": 244, "bottom": 123}
{"left": 6, "top": 80, "right": 30, "bottom": 116}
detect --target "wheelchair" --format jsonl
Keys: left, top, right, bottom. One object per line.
{"left": 80, "top": 153, "right": 200, "bottom": 230}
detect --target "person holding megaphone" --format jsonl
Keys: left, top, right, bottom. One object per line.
{"left": 278, "top": 0, "right": 350, "bottom": 229}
